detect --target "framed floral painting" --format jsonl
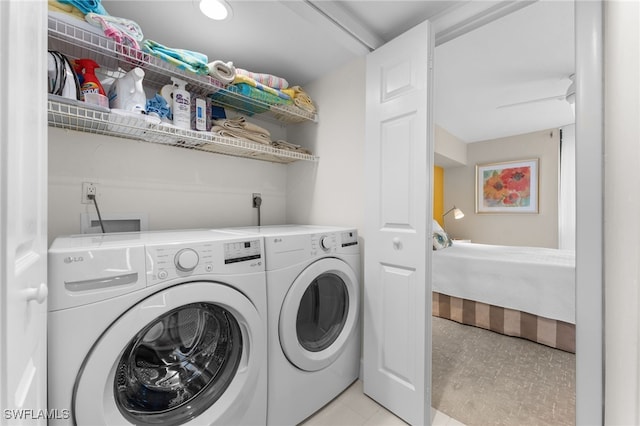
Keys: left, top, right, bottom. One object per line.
{"left": 475, "top": 159, "right": 539, "bottom": 213}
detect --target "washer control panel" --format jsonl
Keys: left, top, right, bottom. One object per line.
{"left": 224, "top": 239, "right": 261, "bottom": 264}
{"left": 147, "top": 238, "right": 262, "bottom": 285}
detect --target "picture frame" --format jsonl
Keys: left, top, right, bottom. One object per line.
{"left": 475, "top": 158, "right": 539, "bottom": 214}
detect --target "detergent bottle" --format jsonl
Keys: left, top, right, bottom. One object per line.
{"left": 170, "top": 76, "right": 191, "bottom": 130}
{"left": 107, "top": 67, "right": 147, "bottom": 113}
{"left": 76, "top": 59, "right": 105, "bottom": 98}
{"left": 71, "top": 59, "right": 84, "bottom": 86}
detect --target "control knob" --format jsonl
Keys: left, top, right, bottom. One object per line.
{"left": 175, "top": 248, "right": 199, "bottom": 272}
{"left": 320, "top": 235, "right": 335, "bottom": 251}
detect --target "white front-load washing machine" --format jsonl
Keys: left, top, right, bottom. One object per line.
{"left": 47, "top": 230, "right": 267, "bottom": 425}
{"left": 221, "top": 225, "right": 361, "bottom": 425}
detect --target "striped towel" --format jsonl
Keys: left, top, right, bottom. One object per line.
{"left": 48, "top": 0, "right": 85, "bottom": 19}
{"left": 233, "top": 74, "right": 291, "bottom": 100}
{"left": 142, "top": 40, "right": 209, "bottom": 75}
{"left": 58, "top": 0, "right": 108, "bottom": 15}
{"left": 85, "top": 13, "right": 143, "bottom": 49}
{"left": 236, "top": 68, "right": 289, "bottom": 90}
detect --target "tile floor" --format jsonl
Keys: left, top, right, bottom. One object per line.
{"left": 300, "top": 380, "right": 466, "bottom": 426}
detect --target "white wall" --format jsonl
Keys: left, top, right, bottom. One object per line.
{"left": 443, "top": 128, "right": 559, "bottom": 247}
{"left": 604, "top": 0, "right": 640, "bottom": 423}
{"left": 435, "top": 125, "right": 467, "bottom": 167}
{"left": 285, "top": 57, "right": 365, "bottom": 230}
{"left": 48, "top": 127, "right": 288, "bottom": 245}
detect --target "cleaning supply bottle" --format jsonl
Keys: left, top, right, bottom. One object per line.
{"left": 76, "top": 59, "right": 105, "bottom": 98}
{"left": 170, "top": 76, "right": 190, "bottom": 130}
{"left": 71, "top": 59, "right": 84, "bottom": 86}
{"left": 107, "top": 67, "right": 147, "bottom": 113}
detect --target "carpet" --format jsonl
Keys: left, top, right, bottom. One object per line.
{"left": 431, "top": 316, "right": 576, "bottom": 426}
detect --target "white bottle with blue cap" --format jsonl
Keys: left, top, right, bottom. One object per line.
{"left": 170, "top": 76, "right": 191, "bottom": 130}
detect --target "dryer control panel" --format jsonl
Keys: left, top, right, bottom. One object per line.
{"left": 340, "top": 230, "right": 358, "bottom": 247}
{"left": 147, "top": 238, "right": 263, "bottom": 285}
{"left": 311, "top": 230, "right": 359, "bottom": 254}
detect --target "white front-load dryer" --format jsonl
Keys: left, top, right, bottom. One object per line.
{"left": 47, "top": 230, "right": 267, "bottom": 425}
{"left": 220, "top": 225, "right": 361, "bottom": 425}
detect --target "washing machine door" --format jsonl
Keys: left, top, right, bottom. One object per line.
{"left": 73, "top": 281, "right": 264, "bottom": 425}
{"left": 279, "top": 257, "right": 359, "bottom": 372}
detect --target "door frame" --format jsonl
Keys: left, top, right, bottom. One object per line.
{"left": 574, "top": 0, "right": 603, "bottom": 423}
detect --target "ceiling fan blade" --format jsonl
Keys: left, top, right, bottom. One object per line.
{"left": 497, "top": 93, "right": 567, "bottom": 109}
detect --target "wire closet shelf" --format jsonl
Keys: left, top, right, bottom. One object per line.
{"left": 48, "top": 97, "right": 317, "bottom": 164}
{"left": 47, "top": 15, "right": 318, "bottom": 163}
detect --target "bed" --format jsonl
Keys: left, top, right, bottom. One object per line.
{"left": 431, "top": 237, "right": 576, "bottom": 353}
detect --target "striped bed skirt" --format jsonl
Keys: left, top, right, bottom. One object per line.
{"left": 432, "top": 292, "right": 575, "bottom": 353}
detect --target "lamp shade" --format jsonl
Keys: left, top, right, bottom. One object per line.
{"left": 443, "top": 206, "right": 464, "bottom": 220}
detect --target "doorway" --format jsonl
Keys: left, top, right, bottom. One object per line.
{"left": 430, "top": 0, "right": 602, "bottom": 423}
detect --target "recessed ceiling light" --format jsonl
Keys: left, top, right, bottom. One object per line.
{"left": 199, "top": 0, "right": 232, "bottom": 21}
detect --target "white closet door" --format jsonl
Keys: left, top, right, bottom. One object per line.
{"left": 0, "top": 0, "right": 49, "bottom": 423}
{"left": 363, "top": 19, "right": 434, "bottom": 426}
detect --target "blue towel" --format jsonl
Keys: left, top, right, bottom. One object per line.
{"left": 58, "top": 0, "right": 108, "bottom": 16}
{"left": 142, "top": 40, "right": 209, "bottom": 75}
{"left": 146, "top": 94, "right": 171, "bottom": 119}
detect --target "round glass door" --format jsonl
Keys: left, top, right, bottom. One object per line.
{"left": 73, "top": 281, "right": 264, "bottom": 426}
{"left": 296, "top": 273, "right": 348, "bottom": 352}
{"left": 114, "top": 302, "right": 242, "bottom": 424}
{"left": 279, "top": 258, "right": 359, "bottom": 372}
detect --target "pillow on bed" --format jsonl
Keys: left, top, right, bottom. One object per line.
{"left": 432, "top": 220, "right": 452, "bottom": 250}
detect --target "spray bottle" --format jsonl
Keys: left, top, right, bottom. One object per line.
{"left": 107, "top": 67, "right": 147, "bottom": 113}
{"left": 76, "top": 59, "right": 106, "bottom": 98}
{"left": 71, "top": 59, "right": 84, "bottom": 86}
{"left": 170, "top": 76, "right": 191, "bottom": 130}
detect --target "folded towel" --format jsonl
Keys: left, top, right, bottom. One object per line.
{"left": 282, "top": 86, "right": 316, "bottom": 114}
{"left": 49, "top": 0, "right": 78, "bottom": 13}
{"left": 236, "top": 68, "right": 289, "bottom": 89}
{"left": 58, "top": 0, "right": 108, "bottom": 16}
{"left": 213, "top": 117, "right": 270, "bottom": 137}
{"left": 85, "top": 13, "right": 143, "bottom": 49}
{"left": 48, "top": 0, "right": 85, "bottom": 18}
{"left": 142, "top": 39, "right": 209, "bottom": 75}
{"left": 211, "top": 126, "right": 272, "bottom": 145}
{"left": 272, "top": 140, "right": 312, "bottom": 155}
{"left": 211, "top": 116, "right": 272, "bottom": 145}
{"left": 207, "top": 60, "right": 236, "bottom": 85}
{"left": 233, "top": 74, "right": 291, "bottom": 101}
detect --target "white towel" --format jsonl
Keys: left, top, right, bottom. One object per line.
{"left": 207, "top": 60, "right": 236, "bottom": 85}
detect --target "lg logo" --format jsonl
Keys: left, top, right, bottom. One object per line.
{"left": 63, "top": 256, "right": 84, "bottom": 264}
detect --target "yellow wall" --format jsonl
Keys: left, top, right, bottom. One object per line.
{"left": 433, "top": 166, "right": 444, "bottom": 227}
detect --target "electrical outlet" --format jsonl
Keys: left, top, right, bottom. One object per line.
{"left": 252, "top": 193, "right": 262, "bottom": 208}
{"left": 82, "top": 182, "right": 97, "bottom": 204}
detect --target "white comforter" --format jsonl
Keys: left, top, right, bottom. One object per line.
{"left": 432, "top": 242, "right": 575, "bottom": 324}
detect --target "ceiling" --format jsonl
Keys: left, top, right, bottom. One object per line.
{"left": 101, "top": 0, "right": 575, "bottom": 143}
{"left": 434, "top": 0, "right": 575, "bottom": 142}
